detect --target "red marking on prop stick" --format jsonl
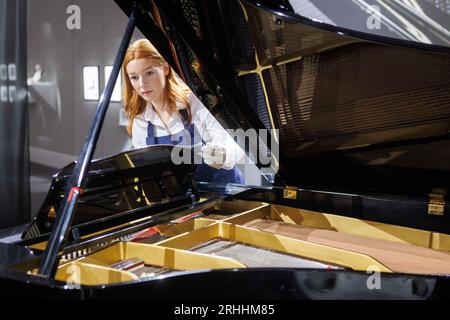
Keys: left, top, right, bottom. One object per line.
{"left": 67, "top": 187, "right": 84, "bottom": 203}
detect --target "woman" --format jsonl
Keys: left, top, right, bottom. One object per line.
{"left": 122, "top": 39, "right": 244, "bottom": 184}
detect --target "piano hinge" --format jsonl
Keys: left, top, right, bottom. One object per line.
{"left": 283, "top": 185, "right": 298, "bottom": 200}
{"left": 428, "top": 188, "right": 446, "bottom": 216}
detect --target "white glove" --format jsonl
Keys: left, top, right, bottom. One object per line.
{"left": 202, "top": 142, "right": 228, "bottom": 170}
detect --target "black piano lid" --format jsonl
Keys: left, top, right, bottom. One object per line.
{"left": 113, "top": 0, "right": 450, "bottom": 201}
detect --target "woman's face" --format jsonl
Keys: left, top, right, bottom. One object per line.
{"left": 126, "top": 58, "right": 169, "bottom": 104}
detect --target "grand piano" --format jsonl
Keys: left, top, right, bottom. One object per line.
{"left": 1, "top": 0, "right": 450, "bottom": 299}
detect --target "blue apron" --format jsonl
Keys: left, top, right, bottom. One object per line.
{"left": 145, "top": 114, "right": 244, "bottom": 184}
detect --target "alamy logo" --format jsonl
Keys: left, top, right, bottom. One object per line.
{"left": 66, "top": 5, "right": 81, "bottom": 30}
{"left": 366, "top": 265, "right": 381, "bottom": 290}
{"left": 366, "top": 5, "right": 381, "bottom": 30}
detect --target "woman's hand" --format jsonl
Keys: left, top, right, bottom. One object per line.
{"left": 202, "top": 142, "right": 228, "bottom": 170}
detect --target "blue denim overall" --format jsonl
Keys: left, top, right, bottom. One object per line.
{"left": 145, "top": 112, "right": 244, "bottom": 184}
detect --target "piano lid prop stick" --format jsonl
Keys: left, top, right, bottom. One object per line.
{"left": 37, "top": 4, "right": 140, "bottom": 278}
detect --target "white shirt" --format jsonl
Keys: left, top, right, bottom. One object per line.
{"left": 131, "top": 93, "right": 244, "bottom": 170}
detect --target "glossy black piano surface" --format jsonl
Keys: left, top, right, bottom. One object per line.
{"left": 1, "top": 0, "right": 450, "bottom": 300}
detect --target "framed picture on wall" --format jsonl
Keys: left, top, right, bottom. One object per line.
{"left": 83, "top": 66, "right": 100, "bottom": 100}
{"left": 0, "top": 65, "right": 7, "bottom": 81}
{"left": 104, "top": 66, "right": 122, "bottom": 102}
{"left": 8, "top": 85, "right": 16, "bottom": 103}
{"left": 8, "top": 64, "right": 17, "bottom": 81}
{"left": 0, "top": 86, "right": 7, "bottom": 102}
